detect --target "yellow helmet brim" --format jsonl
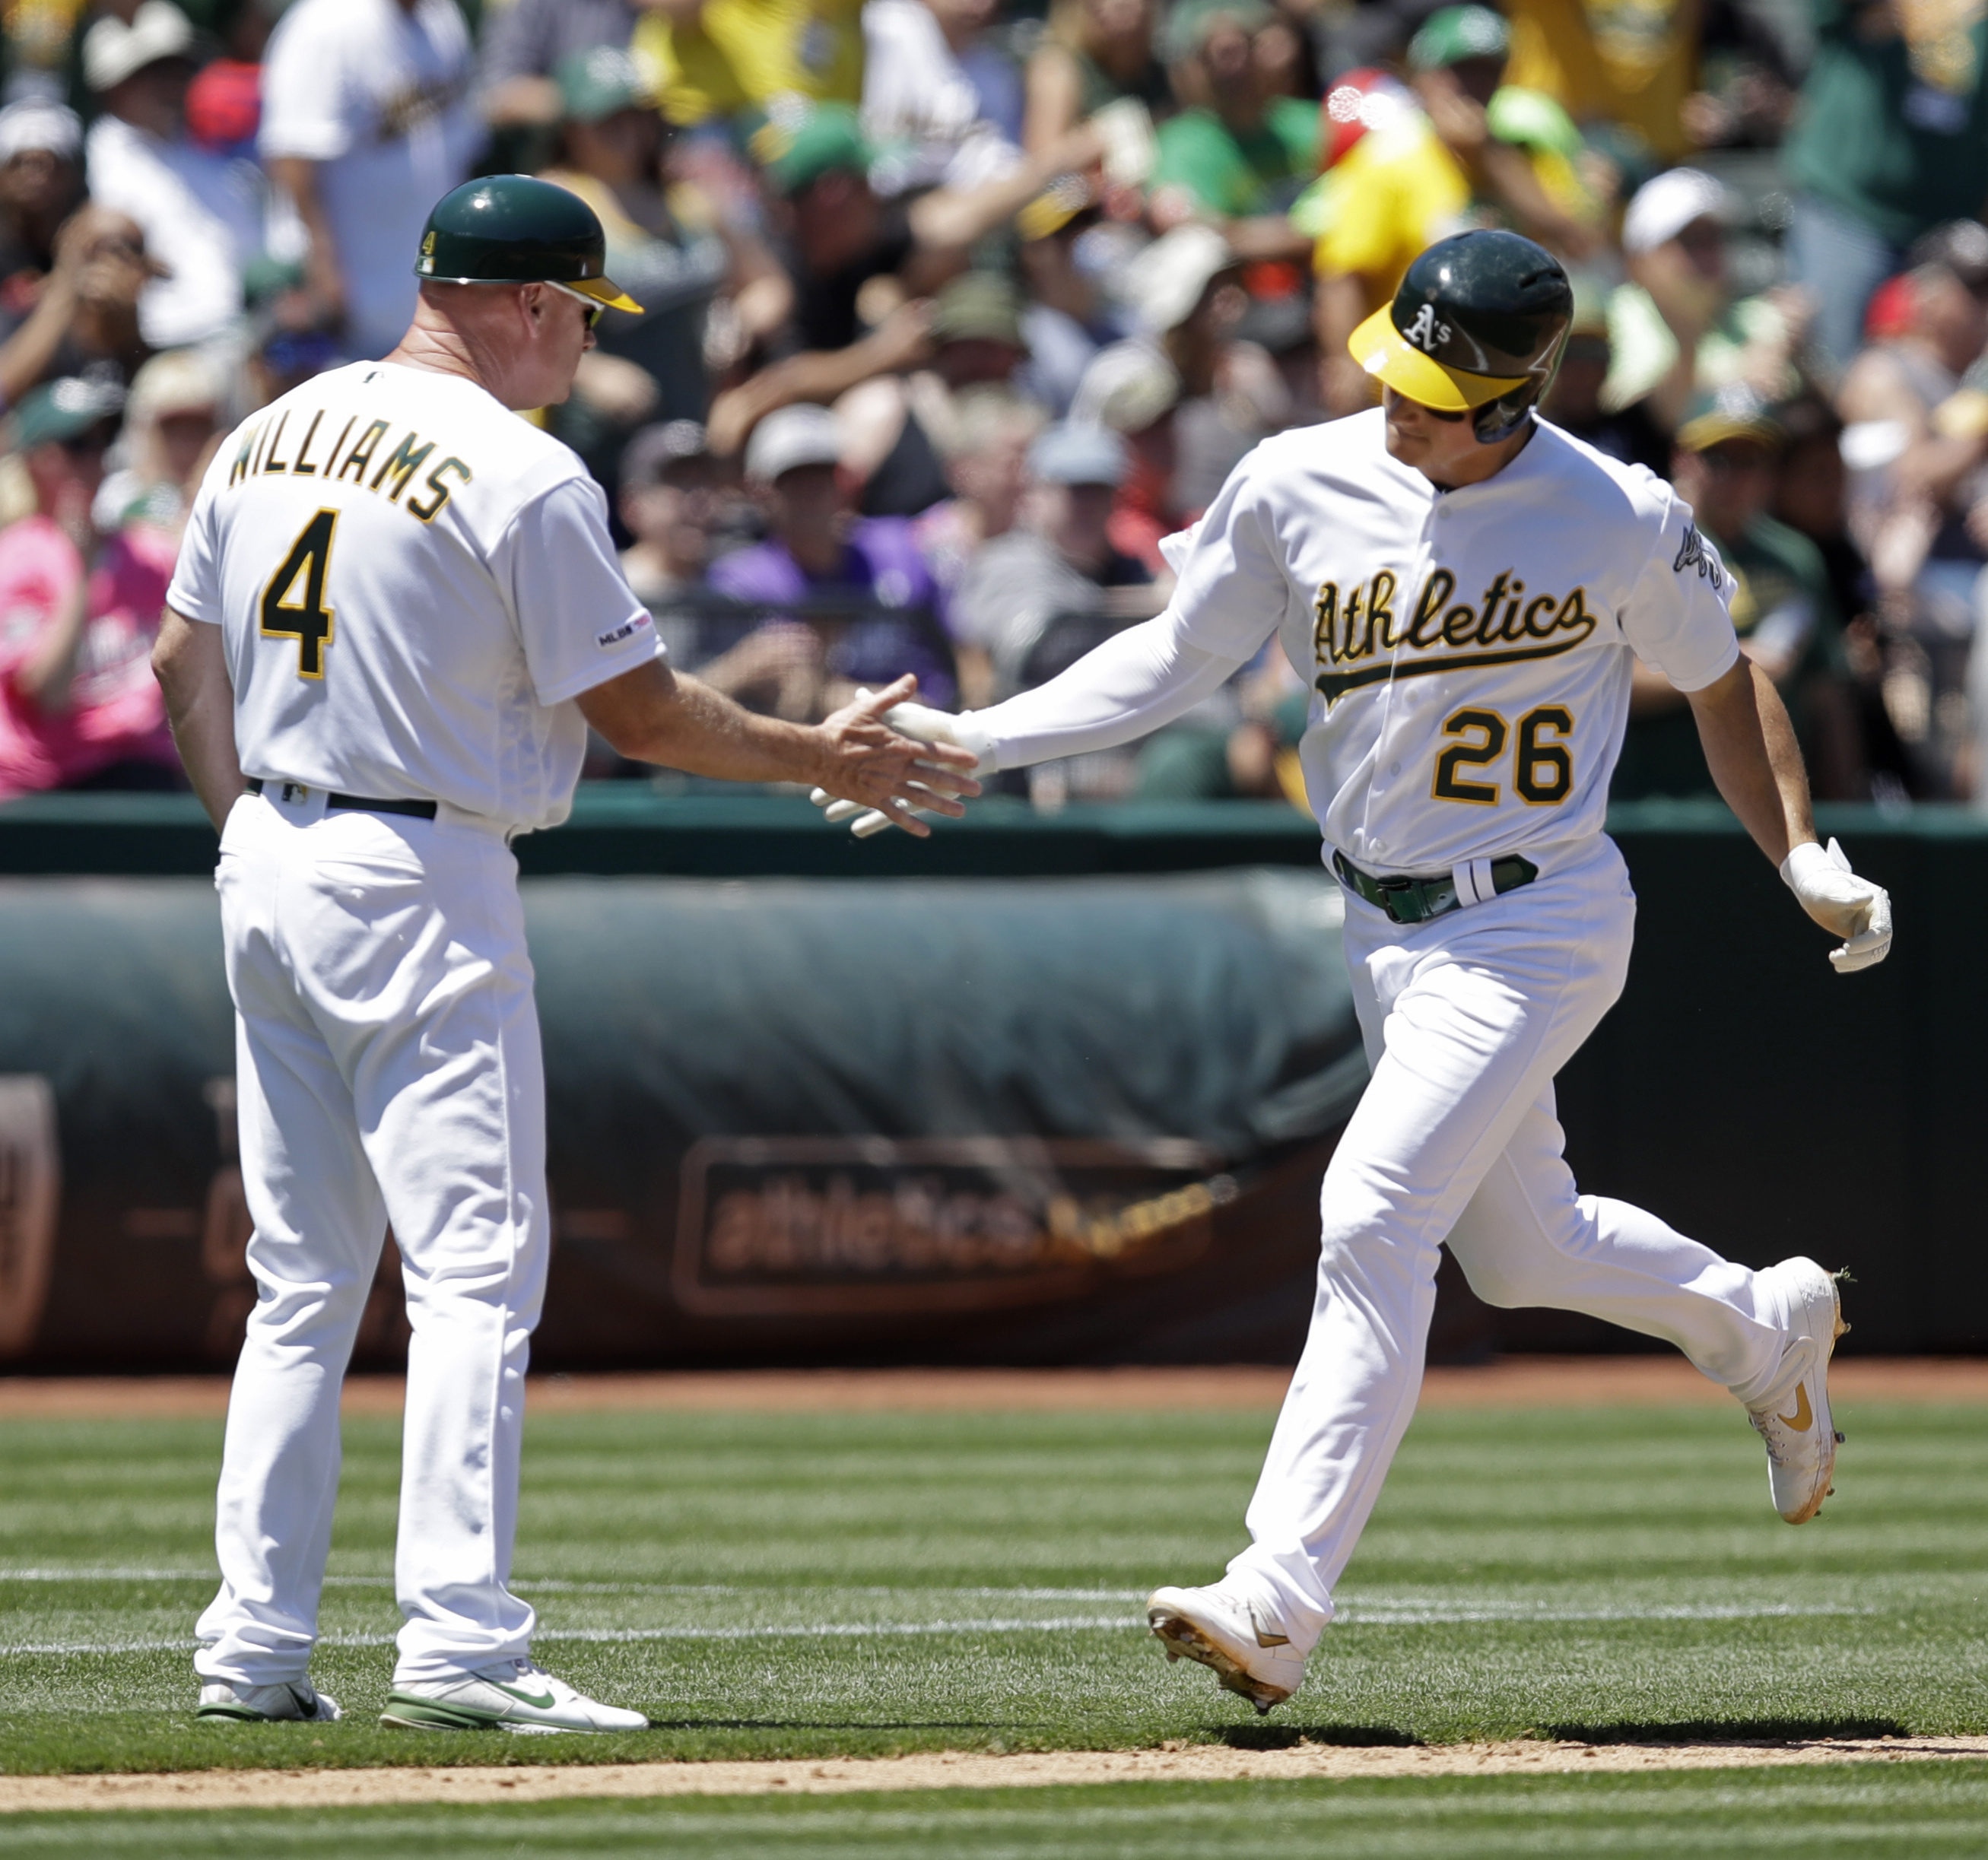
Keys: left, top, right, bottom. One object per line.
{"left": 567, "top": 274, "right": 644, "bottom": 315}
{"left": 1350, "top": 306, "right": 1528, "bottom": 412}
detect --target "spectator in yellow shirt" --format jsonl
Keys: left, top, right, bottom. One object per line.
{"left": 1501, "top": 0, "right": 1698, "bottom": 163}
{"left": 1310, "top": 7, "right": 1595, "bottom": 414}
{"left": 630, "top": 0, "right": 863, "bottom": 129}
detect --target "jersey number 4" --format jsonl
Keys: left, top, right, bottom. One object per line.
{"left": 1431, "top": 705, "right": 1574, "bottom": 806}
{"left": 260, "top": 509, "right": 339, "bottom": 679}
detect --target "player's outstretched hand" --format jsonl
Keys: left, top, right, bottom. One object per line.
{"left": 810, "top": 691, "right": 996, "bottom": 838}
{"left": 1781, "top": 838, "right": 1893, "bottom": 974}
{"left": 810, "top": 678, "right": 982, "bottom": 840}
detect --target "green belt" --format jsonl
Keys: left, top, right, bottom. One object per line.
{"left": 1331, "top": 849, "right": 1539, "bottom": 926}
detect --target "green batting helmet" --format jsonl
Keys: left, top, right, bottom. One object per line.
{"left": 1351, "top": 230, "right": 1571, "bottom": 442}
{"left": 413, "top": 174, "right": 643, "bottom": 313}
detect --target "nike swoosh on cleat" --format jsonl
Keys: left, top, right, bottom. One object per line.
{"left": 1778, "top": 1385, "right": 1814, "bottom": 1431}
{"left": 493, "top": 1684, "right": 557, "bottom": 1709}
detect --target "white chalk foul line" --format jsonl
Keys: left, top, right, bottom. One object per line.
{"left": 0, "top": 1598, "right": 1874, "bottom": 1659}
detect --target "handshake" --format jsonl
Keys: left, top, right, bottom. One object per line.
{"left": 811, "top": 684, "right": 992, "bottom": 839}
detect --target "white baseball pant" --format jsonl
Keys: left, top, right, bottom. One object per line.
{"left": 1230, "top": 835, "right": 1790, "bottom": 1646}
{"left": 194, "top": 786, "right": 547, "bottom": 1687}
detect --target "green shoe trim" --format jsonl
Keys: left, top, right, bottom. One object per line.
{"left": 194, "top": 1703, "right": 268, "bottom": 1722}
{"left": 379, "top": 1691, "right": 503, "bottom": 1731}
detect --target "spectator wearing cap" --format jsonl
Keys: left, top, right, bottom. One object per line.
{"left": 707, "top": 402, "right": 957, "bottom": 708}
{"left": 1602, "top": 167, "right": 1808, "bottom": 436}
{"left": 1149, "top": 0, "right": 1316, "bottom": 263}
{"left": 1023, "top": 0, "right": 1170, "bottom": 157}
{"left": 0, "top": 101, "right": 84, "bottom": 297}
{"left": 1614, "top": 386, "right": 1853, "bottom": 800}
{"left": 0, "top": 377, "right": 183, "bottom": 798}
{"left": 538, "top": 46, "right": 791, "bottom": 487}
{"left": 1310, "top": 7, "right": 1596, "bottom": 417}
{"left": 863, "top": 0, "right": 1025, "bottom": 199}
{"left": 82, "top": 2, "right": 278, "bottom": 353}
{"left": 475, "top": 0, "right": 645, "bottom": 132}
{"left": 1782, "top": 0, "right": 1988, "bottom": 375}
{"left": 1500, "top": 0, "right": 1702, "bottom": 165}
{"left": 0, "top": 205, "right": 163, "bottom": 405}
{"left": 1070, "top": 335, "right": 1180, "bottom": 574}
{"left": 912, "top": 384, "right": 1048, "bottom": 701}
{"left": 93, "top": 345, "right": 227, "bottom": 534}
{"left": 951, "top": 420, "right": 1159, "bottom": 697}
{"left": 708, "top": 102, "right": 1101, "bottom": 455}
{"left": 259, "top": 0, "right": 478, "bottom": 361}
{"left": 838, "top": 271, "right": 1031, "bottom": 522}
{"left": 181, "top": 0, "right": 285, "bottom": 163}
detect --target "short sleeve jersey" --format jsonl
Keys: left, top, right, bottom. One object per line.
{"left": 1161, "top": 408, "right": 1740, "bottom": 874}
{"left": 167, "top": 360, "right": 662, "bottom": 833}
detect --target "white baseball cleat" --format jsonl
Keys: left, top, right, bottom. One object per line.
{"left": 380, "top": 1659, "right": 649, "bottom": 1735}
{"left": 1745, "top": 1256, "right": 1850, "bottom": 1525}
{"left": 196, "top": 1678, "right": 341, "bottom": 1723}
{"left": 1147, "top": 1578, "right": 1308, "bottom": 1714}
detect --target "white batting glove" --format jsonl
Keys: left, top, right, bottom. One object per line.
{"left": 810, "top": 698, "right": 996, "bottom": 839}
{"left": 1780, "top": 837, "right": 1892, "bottom": 974}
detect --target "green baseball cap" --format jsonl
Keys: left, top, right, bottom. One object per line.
{"left": 1678, "top": 382, "right": 1783, "bottom": 452}
{"left": 11, "top": 375, "right": 125, "bottom": 449}
{"left": 1161, "top": 0, "right": 1274, "bottom": 65}
{"left": 751, "top": 104, "right": 872, "bottom": 197}
{"left": 555, "top": 45, "right": 655, "bottom": 123}
{"left": 414, "top": 174, "right": 642, "bottom": 313}
{"left": 930, "top": 272, "right": 1025, "bottom": 347}
{"left": 1407, "top": 5, "right": 1510, "bottom": 71}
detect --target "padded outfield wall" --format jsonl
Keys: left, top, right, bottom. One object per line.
{"left": 0, "top": 791, "right": 1967, "bottom": 1366}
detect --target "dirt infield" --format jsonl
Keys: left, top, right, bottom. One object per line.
{"left": 4, "top": 1736, "right": 1986, "bottom": 1814}
{"left": 2, "top": 1357, "right": 1986, "bottom": 1419}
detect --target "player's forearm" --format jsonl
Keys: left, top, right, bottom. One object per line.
{"left": 1688, "top": 655, "right": 1817, "bottom": 866}
{"left": 970, "top": 611, "right": 1244, "bottom": 769}
{"left": 151, "top": 608, "right": 245, "bottom": 831}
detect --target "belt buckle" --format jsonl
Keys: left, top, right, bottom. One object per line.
{"left": 280, "top": 782, "right": 311, "bottom": 804}
{"left": 1376, "top": 875, "right": 1426, "bottom": 926}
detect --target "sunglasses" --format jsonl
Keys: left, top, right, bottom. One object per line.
{"left": 546, "top": 280, "right": 605, "bottom": 329}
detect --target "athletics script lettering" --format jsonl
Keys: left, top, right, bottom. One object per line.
{"left": 672, "top": 1136, "right": 1234, "bottom": 1318}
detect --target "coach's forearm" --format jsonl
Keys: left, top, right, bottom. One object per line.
{"left": 971, "top": 612, "right": 1244, "bottom": 769}
{"left": 621, "top": 669, "right": 833, "bottom": 785}
{"left": 1688, "top": 655, "right": 1816, "bottom": 867}
{"left": 151, "top": 608, "right": 245, "bottom": 830}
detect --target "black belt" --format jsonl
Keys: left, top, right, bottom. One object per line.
{"left": 246, "top": 777, "right": 437, "bottom": 821}
{"left": 1332, "top": 849, "right": 1538, "bottom": 925}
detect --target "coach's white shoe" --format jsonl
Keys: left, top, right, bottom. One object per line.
{"left": 380, "top": 1658, "right": 649, "bottom": 1735}
{"left": 1147, "top": 1577, "right": 1307, "bottom": 1714}
{"left": 196, "top": 1678, "right": 341, "bottom": 1723}
{"left": 1744, "top": 1257, "right": 1850, "bottom": 1525}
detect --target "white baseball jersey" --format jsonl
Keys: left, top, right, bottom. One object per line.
{"left": 167, "top": 360, "right": 661, "bottom": 833}
{"left": 1166, "top": 408, "right": 1740, "bottom": 874}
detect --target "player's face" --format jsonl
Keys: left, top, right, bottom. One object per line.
{"left": 1380, "top": 385, "right": 1512, "bottom": 487}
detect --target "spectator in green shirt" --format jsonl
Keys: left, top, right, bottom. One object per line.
{"left": 1149, "top": 0, "right": 1316, "bottom": 262}
{"left": 1783, "top": 0, "right": 1988, "bottom": 372}
{"left": 1614, "top": 386, "right": 1857, "bottom": 800}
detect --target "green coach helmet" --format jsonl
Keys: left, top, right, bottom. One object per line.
{"left": 413, "top": 174, "right": 643, "bottom": 314}
{"left": 1351, "top": 229, "right": 1571, "bottom": 442}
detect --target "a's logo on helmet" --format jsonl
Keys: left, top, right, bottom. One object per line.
{"left": 1402, "top": 303, "right": 1452, "bottom": 354}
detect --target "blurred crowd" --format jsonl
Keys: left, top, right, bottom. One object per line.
{"left": 2, "top": 0, "right": 1986, "bottom": 807}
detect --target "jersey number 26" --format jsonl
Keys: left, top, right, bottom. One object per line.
{"left": 1431, "top": 705, "right": 1574, "bottom": 806}
{"left": 260, "top": 509, "right": 339, "bottom": 680}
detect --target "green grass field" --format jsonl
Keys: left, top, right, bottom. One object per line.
{"left": 2, "top": 1387, "right": 1984, "bottom": 1852}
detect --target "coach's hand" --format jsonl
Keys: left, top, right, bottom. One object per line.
{"left": 1781, "top": 838, "right": 1893, "bottom": 974}
{"left": 810, "top": 678, "right": 983, "bottom": 840}
{"left": 811, "top": 692, "right": 996, "bottom": 838}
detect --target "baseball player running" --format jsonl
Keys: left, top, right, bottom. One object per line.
{"left": 821, "top": 230, "right": 1891, "bottom": 1714}
{"left": 151, "top": 176, "right": 978, "bottom": 1731}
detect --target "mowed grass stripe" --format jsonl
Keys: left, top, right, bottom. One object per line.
{"left": 5, "top": 1769, "right": 1988, "bottom": 1858}
{"left": 0, "top": 1401, "right": 1983, "bottom": 1767}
